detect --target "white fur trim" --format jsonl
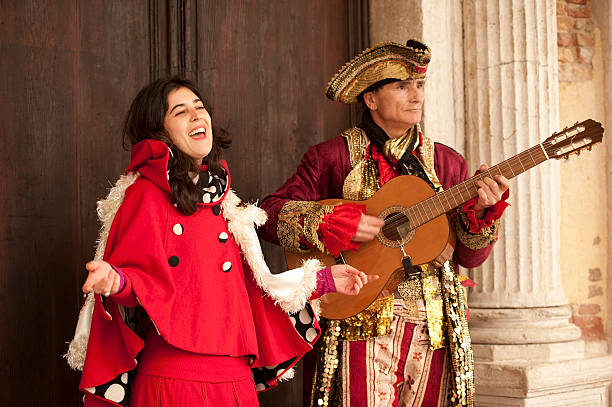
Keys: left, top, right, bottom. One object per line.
{"left": 277, "top": 368, "right": 295, "bottom": 382}
{"left": 221, "top": 190, "right": 319, "bottom": 314}
{"left": 64, "top": 173, "right": 140, "bottom": 371}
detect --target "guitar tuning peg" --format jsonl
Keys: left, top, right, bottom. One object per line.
{"left": 564, "top": 156, "right": 570, "bottom": 160}
{"left": 588, "top": 146, "right": 592, "bottom": 151}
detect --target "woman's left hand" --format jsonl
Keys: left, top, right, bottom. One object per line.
{"left": 331, "top": 264, "right": 378, "bottom": 296}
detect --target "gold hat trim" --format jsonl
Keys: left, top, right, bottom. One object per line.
{"left": 326, "top": 41, "right": 431, "bottom": 104}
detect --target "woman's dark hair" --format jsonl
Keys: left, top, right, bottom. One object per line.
{"left": 122, "top": 76, "right": 231, "bottom": 215}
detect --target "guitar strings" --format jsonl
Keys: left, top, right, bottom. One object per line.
{"left": 381, "top": 129, "right": 595, "bottom": 232}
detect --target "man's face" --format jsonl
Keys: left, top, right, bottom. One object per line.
{"left": 364, "top": 79, "right": 425, "bottom": 138}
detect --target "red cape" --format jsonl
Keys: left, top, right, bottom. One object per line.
{"left": 80, "top": 140, "right": 320, "bottom": 405}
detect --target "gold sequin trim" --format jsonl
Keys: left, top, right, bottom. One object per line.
{"left": 338, "top": 295, "right": 394, "bottom": 341}
{"left": 277, "top": 200, "right": 334, "bottom": 253}
{"left": 421, "top": 265, "right": 446, "bottom": 350}
{"left": 455, "top": 210, "right": 500, "bottom": 250}
{"left": 342, "top": 127, "right": 368, "bottom": 167}
{"left": 359, "top": 159, "right": 380, "bottom": 200}
{"left": 441, "top": 262, "right": 475, "bottom": 407}
{"left": 310, "top": 320, "right": 342, "bottom": 407}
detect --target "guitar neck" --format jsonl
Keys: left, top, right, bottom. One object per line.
{"left": 407, "top": 143, "right": 549, "bottom": 228}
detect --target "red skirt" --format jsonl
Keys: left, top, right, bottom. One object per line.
{"left": 129, "top": 332, "right": 259, "bottom": 407}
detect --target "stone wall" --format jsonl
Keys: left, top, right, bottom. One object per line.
{"left": 557, "top": 0, "right": 608, "bottom": 350}
{"left": 557, "top": 0, "right": 596, "bottom": 81}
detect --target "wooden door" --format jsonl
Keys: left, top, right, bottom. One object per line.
{"left": 0, "top": 1, "right": 367, "bottom": 406}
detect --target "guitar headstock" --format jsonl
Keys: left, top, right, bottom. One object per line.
{"left": 543, "top": 119, "right": 604, "bottom": 160}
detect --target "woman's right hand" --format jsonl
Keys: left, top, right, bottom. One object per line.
{"left": 82, "top": 260, "right": 121, "bottom": 297}
{"left": 351, "top": 214, "right": 385, "bottom": 242}
{"left": 330, "top": 264, "right": 378, "bottom": 296}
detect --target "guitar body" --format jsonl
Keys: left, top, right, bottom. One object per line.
{"left": 285, "top": 175, "right": 454, "bottom": 320}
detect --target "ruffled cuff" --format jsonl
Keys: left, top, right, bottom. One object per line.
{"left": 318, "top": 203, "right": 366, "bottom": 257}
{"left": 461, "top": 189, "right": 510, "bottom": 234}
{"left": 277, "top": 200, "right": 336, "bottom": 253}
{"left": 313, "top": 266, "right": 337, "bottom": 299}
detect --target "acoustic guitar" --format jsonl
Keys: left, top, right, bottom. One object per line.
{"left": 285, "top": 119, "right": 604, "bottom": 320}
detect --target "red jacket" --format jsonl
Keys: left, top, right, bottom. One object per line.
{"left": 80, "top": 140, "right": 320, "bottom": 405}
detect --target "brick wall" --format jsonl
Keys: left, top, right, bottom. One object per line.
{"left": 557, "top": 0, "right": 595, "bottom": 82}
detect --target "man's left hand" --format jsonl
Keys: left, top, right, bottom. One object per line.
{"left": 473, "top": 164, "right": 510, "bottom": 219}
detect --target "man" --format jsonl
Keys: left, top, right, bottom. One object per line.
{"left": 258, "top": 40, "right": 509, "bottom": 407}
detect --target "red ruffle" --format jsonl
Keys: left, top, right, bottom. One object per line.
{"left": 461, "top": 189, "right": 510, "bottom": 234}
{"left": 369, "top": 144, "right": 400, "bottom": 185}
{"left": 319, "top": 203, "right": 366, "bottom": 257}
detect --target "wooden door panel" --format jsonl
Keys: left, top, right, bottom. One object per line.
{"left": 0, "top": 1, "right": 367, "bottom": 406}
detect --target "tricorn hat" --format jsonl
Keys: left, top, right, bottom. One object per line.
{"left": 325, "top": 39, "right": 431, "bottom": 104}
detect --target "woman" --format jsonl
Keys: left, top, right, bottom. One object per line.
{"left": 76, "top": 77, "right": 376, "bottom": 406}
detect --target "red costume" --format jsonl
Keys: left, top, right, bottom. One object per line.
{"left": 77, "top": 139, "right": 322, "bottom": 406}
{"left": 258, "top": 130, "right": 508, "bottom": 407}
{"left": 257, "top": 39, "right": 509, "bottom": 407}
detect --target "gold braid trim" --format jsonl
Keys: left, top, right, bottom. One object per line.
{"left": 277, "top": 200, "right": 335, "bottom": 254}
{"left": 454, "top": 210, "right": 500, "bottom": 250}
{"left": 303, "top": 203, "right": 335, "bottom": 254}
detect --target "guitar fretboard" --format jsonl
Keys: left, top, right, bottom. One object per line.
{"left": 405, "top": 144, "right": 548, "bottom": 230}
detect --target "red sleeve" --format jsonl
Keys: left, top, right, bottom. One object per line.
{"left": 461, "top": 189, "right": 510, "bottom": 233}
{"left": 101, "top": 180, "right": 178, "bottom": 337}
{"left": 258, "top": 137, "right": 352, "bottom": 245}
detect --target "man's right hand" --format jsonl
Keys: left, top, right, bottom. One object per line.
{"left": 352, "top": 214, "right": 385, "bottom": 242}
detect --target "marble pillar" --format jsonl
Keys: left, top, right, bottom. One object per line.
{"left": 463, "top": 1, "right": 612, "bottom": 405}
{"left": 368, "top": 1, "right": 612, "bottom": 405}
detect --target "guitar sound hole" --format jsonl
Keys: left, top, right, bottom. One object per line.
{"left": 381, "top": 212, "right": 410, "bottom": 242}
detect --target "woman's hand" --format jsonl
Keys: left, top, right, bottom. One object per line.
{"left": 82, "top": 260, "right": 121, "bottom": 297}
{"left": 352, "top": 214, "right": 385, "bottom": 242}
{"left": 330, "top": 264, "right": 378, "bottom": 296}
{"left": 473, "top": 164, "right": 510, "bottom": 219}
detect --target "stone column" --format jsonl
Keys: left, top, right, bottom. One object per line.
{"left": 369, "top": 0, "right": 466, "bottom": 151}
{"left": 463, "top": 1, "right": 612, "bottom": 405}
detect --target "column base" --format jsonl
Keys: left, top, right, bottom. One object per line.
{"left": 474, "top": 352, "right": 612, "bottom": 406}
{"left": 469, "top": 306, "right": 582, "bottom": 344}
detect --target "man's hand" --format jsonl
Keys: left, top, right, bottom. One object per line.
{"left": 330, "top": 264, "right": 378, "bottom": 296}
{"left": 82, "top": 260, "right": 121, "bottom": 297}
{"left": 352, "top": 214, "right": 385, "bottom": 242}
{"left": 473, "top": 164, "right": 510, "bottom": 219}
